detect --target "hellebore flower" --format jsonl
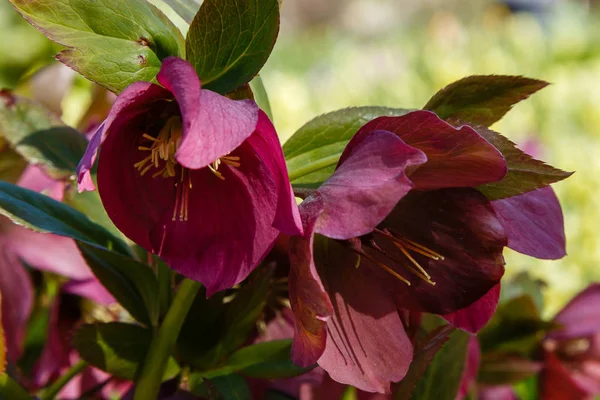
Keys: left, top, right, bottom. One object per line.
{"left": 76, "top": 57, "right": 301, "bottom": 295}
{"left": 288, "top": 110, "right": 511, "bottom": 392}
{"left": 540, "top": 284, "right": 600, "bottom": 400}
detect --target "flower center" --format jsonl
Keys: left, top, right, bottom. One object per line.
{"left": 132, "top": 116, "right": 241, "bottom": 222}
{"left": 353, "top": 228, "right": 444, "bottom": 286}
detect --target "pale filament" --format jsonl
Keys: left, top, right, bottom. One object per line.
{"left": 353, "top": 246, "right": 411, "bottom": 286}
{"left": 207, "top": 155, "right": 241, "bottom": 180}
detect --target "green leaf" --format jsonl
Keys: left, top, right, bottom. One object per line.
{"left": 164, "top": 0, "right": 201, "bottom": 24}
{"left": 72, "top": 322, "right": 179, "bottom": 381}
{"left": 284, "top": 107, "right": 411, "bottom": 187}
{"left": 201, "top": 340, "right": 312, "bottom": 379}
{"left": 467, "top": 125, "right": 572, "bottom": 200}
{"left": 9, "top": 0, "right": 184, "bottom": 93}
{"left": 393, "top": 325, "right": 454, "bottom": 399}
{"left": 410, "top": 329, "right": 470, "bottom": 400}
{"left": 208, "top": 374, "right": 252, "bottom": 400}
{"left": 0, "top": 145, "right": 27, "bottom": 184}
{"left": 0, "top": 180, "right": 129, "bottom": 254}
{"left": 478, "top": 353, "right": 541, "bottom": 385}
{"left": 501, "top": 272, "right": 547, "bottom": 311}
{"left": 77, "top": 242, "right": 158, "bottom": 326}
{"left": 423, "top": 75, "right": 548, "bottom": 127}
{"left": 513, "top": 374, "right": 539, "bottom": 399}
{"left": 249, "top": 75, "right": 273, "bottom": 121}
{"left": 0, "top": 374, "right": 32, "bottom": 400}
{"left": 0, "top": 92, "right": 88, "bottom": 179}
{"left": 186, "top": 0, "right": 280, "bottom": 94}
{"left": 179, "top": 266, "right": 274, "bottom": 369}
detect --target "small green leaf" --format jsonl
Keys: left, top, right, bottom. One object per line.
{"left": 410, "top": 329, "right": 470, "bottom": 400}
{"left": 424, "top": 75, "right": 548, "bottom": 127}
{"left": 186, "top": 0, "right": 280, "bottom": 94}
{"left": 9, "top": 0, "right": 184, "bottom": 93}
{"left": 468, "top": 125, "right": 572, "bottom": 200}
{"left": 0, "top": 181, "right": 129, "bottom": 254}
{"left": 201, "top": 340, "right": 312, "bottom": 379}
{"left": 0, "top": 92, "right": 87, "bottom": 179}
{"left": 0, "top": 374, "right": 32, "bottom": 400}
{"left": 77, "top": 242, "right": 158, "bottom": 326}
{"left": 478, "top": 353, "right": 541, "bottom": 385}
{"left": 208, "top": 374, "right": 252, "bottom": 400}
{"left": 501, "top": 272, "right": 547, "bottom": 311}
{"left": 249, "top": 76, "right": 273, "bottom": 121}
{"left": 164, "top": 0, "right": 201, "bottom": 24}
{"left": 73, "top": 323, "right": 179, "bottom": 381}
{"left": 0, "top": 145, "right": 27, "bottom": 183}
{"left": 284, "top": 107, "right": 411, "bottom": 187}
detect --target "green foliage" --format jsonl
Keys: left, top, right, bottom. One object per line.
{"left": 178, "top": 267, "right": 273, "bottom": 370}
{"left": 424, "top": 75, "right": 548, "bottom": 127}
{"left": 72, "top": 323, "right": 179, "bottom": 381}
{"left": 0, "top": 92, "right": 87, "bottom": 179}
{"left": 0, "top": 181, "right": 129, "bottom": 254}
{"left": 163, "top": 0, "right": 201, "bottom": 24}
{"left": 469, "top": 125, "right": 572, "bottom": 200}
{"left": 186, "top": 0, "right": 280, "bottom": 94}
{"left": 284, "top": 107, "right": 410, "bottom": 187}
{"left": 77, "top": 243, "right": 158, "bottom": 326}
{"left": 9, "top": 0, "right": 184, "bottom": 93}
{"left": 201, "top": 340, "right": 312, "bottom": 380}
{"left": 208, "top": 373, "right": 252, "bottom": 400}
{"left": 0, "top": 374, "right": 31, "bottom": 400}
{"left": 0, "top": 146, "right": 27, "bottom": 183}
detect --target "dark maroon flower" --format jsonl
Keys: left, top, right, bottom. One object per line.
{"left": 76, "top": 57, "right": 302, "bottom": 295}
{"left": 288, "top": 111, "right": 513, "bottom": 392}
{"left": 540, "top": 284, "right": 600, "bottom": 399}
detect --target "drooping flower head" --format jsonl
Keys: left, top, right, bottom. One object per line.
{"left": 287, "top": 111, "right": 567, "bottom": 392}
{"left": 76, "top": 57, "right": 302, "bottom": 295}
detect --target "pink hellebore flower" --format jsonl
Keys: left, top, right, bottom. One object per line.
{"left": 540, "top": 284, "right": 600, "bottom": 400}
{"left": 76, "top": 57, "right": 301, "bottom": 295}
{"left": 287, "top": 111, "right": 567, "bottom": 393}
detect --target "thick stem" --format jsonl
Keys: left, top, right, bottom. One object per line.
{"left": 133, "top": 278, "right": 201, "bottom": 400}
{"left": 38, "top": 360, "right": 87, "bottom": 400}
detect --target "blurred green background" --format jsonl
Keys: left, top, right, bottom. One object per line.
{"left": 1, "top": 0, "right": 599, "bottom": 316}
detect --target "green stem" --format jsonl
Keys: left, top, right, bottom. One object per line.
{"left": 38, "top": 360, "right": 87, "bottom": 400}
{"left": 287, "top": 154, "right": 340, "bottom": 182}
{"left": 134, "top": 278, "right": 201, "bottom": 400}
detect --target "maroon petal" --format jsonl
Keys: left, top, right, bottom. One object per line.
{"left": 540, "top": 351, "right": 588, "bottom": 400}
{"left": 76, "top": 81, "right": 172, "bottom": 192}
{"left": 375, "top": 188, "right": 506, "bottom": 314}
{"left": 443, "top": 284, "right": 501, "bottom": 333}
{"left": 550, "top": 284, "right": 600, "bottom": 340}
{"left": 289, "top": 199, "right": 334, "bottom": 367}
{"left": 313, "top": 130, "right": 426, "bottom": 240}
{"left": 316, "top": 241, "right": 413, "bottom": 393}
{"left": 0, "top": 246, "right": 33, "bottom": 362}
{"left": 246, "top": 111, "right": 302, "bottom": 235}
{"left": 352, "top": 111, "right": 506, "bottom": 189}
{"left": 492, "top": 186, "right": 566, "bottom": 260}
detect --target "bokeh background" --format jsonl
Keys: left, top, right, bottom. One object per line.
{"left": 1, "top": 0, "right": 599, "bottom": 316}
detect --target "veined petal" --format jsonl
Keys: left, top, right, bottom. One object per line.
{"left": 315, "top": 240, "right": 412, "bottom": 393}
{"left": 375, "top": 188, "right": 506, "bottom": 314}
{"left": 550, "top": 284, "right": 600, "bottom": 340}
{"left": 492, "top": 187, "right": 566, "bottom": 260}
{"left": 313, "top": 130, "right": 426, "bottom": 240}
{"left": 246, "top": 111, "right": 302, "bottom": 235}
{"left": 76, "top": 81, "right": 171, "bottom": 192}
{"left": 352, "top": 111, "right": 507, "bottom": 189}
{"left": 289, "top": 198, "right": 334, "bottom": 367}
{"left": 443, "top": 284, "right": 501, "bottom": 333}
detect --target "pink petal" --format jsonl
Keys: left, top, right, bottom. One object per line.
{"left": 159, "top": 58, "right": 259, "bottom": 170}
{"left": 313, "top": 130, "right": 426, "bottom": 240}
{"left": 443, "top": 284, "right": 501, "bottom": 333}
{"left": 246, "top": 111, "right": 303, "bottom": 235}
{"left": 316, "top": 241, "right": 413, "bottom": 393}
{"left": 353, "top": 111, "right": 507, "bottom": 190}
{"left": 456, "top": 336, "right": 481, "bottom": 400}
{"left": 492, "top": 186, "right": 566, "bottom": 260}
{"left": 18, "top": 165, "right": 65, "bottom": 201}
{"left": 289, "top": 199, "right": 334, "bottom": 367}
{"left": 0, "top": 245, "right": 33, "bottom": 362}
{"left": 550, "top": 284, "right": 600, "bottom": 340}
{"left": 62, "top": 279, "right": 115, "bottom": 305}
